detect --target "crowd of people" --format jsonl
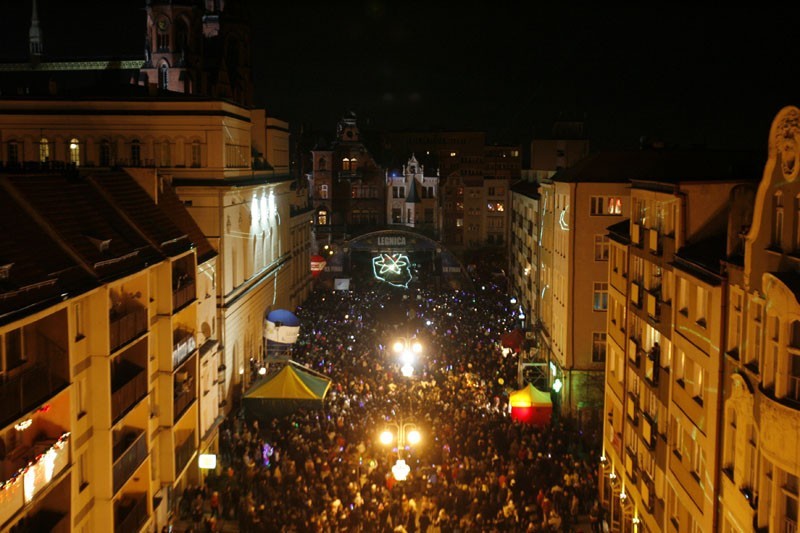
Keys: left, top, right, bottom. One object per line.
{"left": 176, "top": 280, "right": 605, "bottom": 532}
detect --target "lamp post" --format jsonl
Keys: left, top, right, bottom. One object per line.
{"left": 379, "top": 419, "right": 421, "bottom": 482}
{"left": 392, "top": 337, "right": 423, "bottom": 378}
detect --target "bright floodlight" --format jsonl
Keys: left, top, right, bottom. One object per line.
{"left": 379, "top": 430, "right": 394, "bottom": 446}
{"left": 400, "top": 350, "right": 415, "bottom": 366}
{"left": 392, "top": 459, "right": 410, "bottom": 481}
{"left": 401, "top": 364, "right": 414, "bottom": 377}
{"left": 407, "top": 429, "right": 421, "bottom": 445}
{"left": 393, "top": 341, "right": 405, "bottom": 354}
{"left": 412, "top": 341, "right": 423, "bottom": 354}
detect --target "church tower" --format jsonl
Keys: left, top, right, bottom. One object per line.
{"left": 140, "top": 0, "right": 253, "bottom": 106}
{"left": 28, "top": 0, "right": 43, "bottom": 61}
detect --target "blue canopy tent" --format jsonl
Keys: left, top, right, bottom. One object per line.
{"left": 265, "top": 309, "right": 301, "bottom": 361}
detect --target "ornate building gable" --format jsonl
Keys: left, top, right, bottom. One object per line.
{"left": 745, "top": 106, "right": 800, "bottom": 291}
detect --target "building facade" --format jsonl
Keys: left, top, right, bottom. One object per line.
{"left": 386, "top": 154, "right": 440, "bottom": 234}
{"left": 598, "top": 150, "right": 762, "bottom": 532}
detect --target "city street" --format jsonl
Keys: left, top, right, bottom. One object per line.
{"left": 175, "top": 280, "right": 602, "bottom": 532}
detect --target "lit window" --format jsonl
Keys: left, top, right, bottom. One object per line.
{"left": 456, "top": 218, "right": 463, "bottom": 227}
{"left": 593, "top": 282, "right": 608, "bottom": 311}
{"left": 39, "top": 137, "right": 49, "bottom": 162}
{"left": 68, "top": 138, "right": 80, "bottom": 166}
{"left": 450, "top": 152, "right": 457, "bottom": 157}
{"left": 342, "top": 158, "right": 351, "bottom": 171}
{"left": 317, "top": 209, "right": 328, "bottom": 225}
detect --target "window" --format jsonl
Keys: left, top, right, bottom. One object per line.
{"left": 678, "top": 277, "right": 689, "bottom": 316}
{"left": 158, "top": 140, "right": 171, "bottom": 167}
{"left": 456, "top": 218, "right": 463, "bottom": 227}
{"left": 131, "top": 140, "right": 141, "bottom": 166}
{"left": 782, "top": 471, "right": 799, "bottom": 533}
{"left": 159, "top": 63, "right": 169, "bottom": 90}
{"left": 424, "top": 208, "right": 434, "bottom": 224}
{"left": 7, "top": 141, "right": 19, "bottom": 165}
{"left": 76, "top": 376, "right": 87, "bottom": 418}
{"left": 696, "top": 285, "right": 709, "bottom": 327}
{"left": 789, "top": 324, "right": 800, "bottom": 402}
{"left": 318, "top": 157, "right": 326, "bottom": 170}
{"left": 191, "top": 140, "right": 201, "bottom": 167}
{"left": 157, "top": 19, "right": 169, "bottom": 50}
{"left": 392, "top": 208, "right": 401, "bottom": 223}
{"left": 728, "top": 290, "right": 743, "bottom": 357}
{"left": 393, "top": 186, "right": 405, "bottom": 199}
{"left": 317, "top": 209, "right": 327, "bottom": 225}
{"left": 594, "top": 234, "right": 609, "bottom": 261}
{"left": 593, "top": 332, "right": 607, "bottom": 362}
{"left": 320, "top": 184, "right": 328, "bottom": 199}
{"left": 68, "top": 138, "right": 80, "bottom": 165}
{"left": 591, "top": 196, "right": 623, "bottom": 215}
{"left": 99, "top": 140, "right": 111, "bottom": 166}
{"left": 342, "top": 158, "right": 351, "bottom": 170}
{"left": 593, "top": 282, "right": 608, "bottom": 311}
{"left": 74, "top": 301, "right": 85, "bottom": 340}
{"left": 773, "top": 191, "right": 784, "bottom": 249}
{"left": 78, "top": 452, "right": 89, "bottom": 491}
{"left": 38, "top": 137, "right": 49, "bottom": 162}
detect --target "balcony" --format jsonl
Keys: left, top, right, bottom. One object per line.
{"left": 631, "top": 282, "right": 641, "bottom": 308}
{"left": 173, "top": 389, "right": 195, "bottom": 424}
{"left": 172, "top": 331, "right": 196, "bottom": 369}
{"left": 632, "top": 223, "right": 642, "bottom": 246}
{"left": 0, "top": 363, "right": 68, "bottom": 428}
{"left": 646, "top": 291, "right": 661, "bottom": 321}
{"left": 337, "top": 169, "right": 363, "bottom": 179}
{"left": 0, "top": 432, "right": 70, "bottom": 526}
{"left": 111, "top": 362, "right": 147, "bottom": 423}
{"left": 110, "top": 306, "right": 147, "bottom": 352}
{"left": 113, "top": 430, "right": 147, "bottom": 494}
{"left": 115, "top": 492, "right": 148, "bottom": 533}
{"left": 172, "top": 280, "right": 195, "bottom": 311}
{"left": 174, "top": 432, "right": 195, "bottom": 477}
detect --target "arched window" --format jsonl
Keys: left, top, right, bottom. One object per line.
{"left": 157, "top": 18, "right": 170, "bottom": 51}
{"left": 350, "top": 157, "right": 358, "bottom": 168}
{"left": 342, "top": 158, "right": 350, "bottom": 171}
{"left": 158, "top": 139, "right": 171, "bottom": 167}
{"left": 318, "top": 209, "right": 328, "bottom": 226}
{"left": 68, "top": 138, "right": 80, "bottom": 166}
{"left": 38, "top": 137, "right": 49, "bottom": 162}
{"left": 191, "top": 140, "right": 201, "bottom": 167}
{"left": 318, "top": 157, "right": 326, "bottom": 170}
{"left": 6, "top": 141, "right": 19, "bottom": 165}
{"left": 773, "top": 191, "right": 784, "bottom": 249}
{"left": 99, "top": 140, "right": 111, "bottom": 166}
{"left": 130, "top": 140, "right": 141, "bottom": 166}
{"left": 159, "top": 64, "right": 169, "bottom": 90}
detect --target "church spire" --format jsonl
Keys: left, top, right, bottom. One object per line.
{"left": 29, "top": 0, "right": 43, "bottom": 59}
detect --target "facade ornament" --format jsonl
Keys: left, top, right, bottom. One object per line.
{"left": 776, "top": 107, "right": 800, "bottom": 181}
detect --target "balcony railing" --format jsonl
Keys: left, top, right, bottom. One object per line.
{"left": 115, "top": 492, "right": 148, "bottom": 533}
{"left": 111, "top": 363, "right": 147, "bottom": 423}
{"left": 172, "top": 331, "right": 196, "bottom": 369}
{"left": 337, "top": 170, "right": 363, "bottom": 179}
{"left": 0, "top": 432, "right": 70, "bottom": 525}
{"left": 113, "top": 430, "right": 147, "bottom": 494}
{"left": 174, "top": 432, "right": 195, "bottom": 476}
{"left": 110, "top": 306, "right": 147, "bottom": 352}
{"left": 173, "top": 390, "right": 195, "bottom": 423}
{"left": 172, "top": 281, "right": 195, "bottom": 311}
{"left": 0, "top": 363, "right": 68, "bottom": 428}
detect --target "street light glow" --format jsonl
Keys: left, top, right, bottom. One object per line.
{"left": 379, "top": 430, "right": 394, "bottom": 446}
{"left": 401, "top": 364, "right": 414, "bottom": 377}
{"left": 393, "top": 341, "right": 405, "bottom": 354}
{"left": 552, "top": 378, "right": 563, "bottom": 393}
{"left": 412, "top": 341, "right": 422, "bottom": 354}
{"left": 407, "top": 429, "right": 421, "bottom": 445}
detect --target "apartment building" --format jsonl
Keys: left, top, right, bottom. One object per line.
{"left": 0, "top": 169, "right": 216, "bottom": 532}
{"left": 600, "top": 150, "right": 761, "bottom": 532}
{"left": 718, "top": 106, "right": 800, "bottom": 532}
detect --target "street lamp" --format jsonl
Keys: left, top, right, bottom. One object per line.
{"left": 379, "top": 419, "right": 421, "bottom": 482}
{"left": 392, "top": 336, "right": 423, "bottom": 377}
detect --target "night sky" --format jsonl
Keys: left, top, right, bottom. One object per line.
{"left": 2, "top": 2, "right": 798, "bottom": 152}
{"left": 252, "top": 4, "right": 799, "bottom": 151}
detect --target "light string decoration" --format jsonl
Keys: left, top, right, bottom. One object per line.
{"left": 0, "top": 432, "right": 70, "bottom": 504}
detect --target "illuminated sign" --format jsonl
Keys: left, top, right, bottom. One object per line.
{"left": 198, "top": 454, "right": 217, "bottom": 469}
{"left": 377, "top": 236, "right": 406, "bottom": 246}
{"left": 372, "top": 253, "right": 412, "bottom": 288}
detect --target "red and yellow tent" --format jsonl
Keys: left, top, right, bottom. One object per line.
{"left": 509, "top": 383, "right": 552, "bottom": 426}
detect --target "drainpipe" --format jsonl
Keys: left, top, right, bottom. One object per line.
{"left": 569, "top": 181, "right": 578, "bottom": 414}
{"left": 713, "top": 271, "right": 728, "bottom": 533}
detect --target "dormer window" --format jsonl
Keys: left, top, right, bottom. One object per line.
{"left": 87, "top": 236, "right": 111, "bottom": 253}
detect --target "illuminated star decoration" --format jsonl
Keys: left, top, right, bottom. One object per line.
{"left": 372, "top": 253, "right": 413, "bottom": 288}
